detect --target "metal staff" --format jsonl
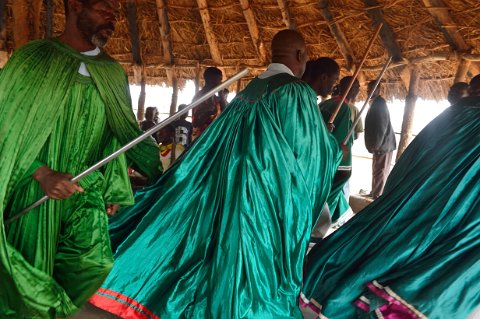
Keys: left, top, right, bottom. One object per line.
{"left": 6, "top": 68, "right": 250, "bottom": 225}
{"left": 328, "top": 23, "right": 383, "bottom": 129}
{"left": 342, "top": 56, "right": 392, "bottom": 145}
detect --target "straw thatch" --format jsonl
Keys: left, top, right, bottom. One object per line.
{"left": 2, "top": 0, "right": 480, "bottom": 100}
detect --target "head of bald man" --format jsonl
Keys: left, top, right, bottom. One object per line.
{"left": 468, "top": 74, "right": 480, "bottom": 97}
{"left": 271, "top": 30, "right": 309, "bottom": 78}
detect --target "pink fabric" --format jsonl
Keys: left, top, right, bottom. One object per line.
{"left": 353, "top": 282, "right": 420, "bottom": 319}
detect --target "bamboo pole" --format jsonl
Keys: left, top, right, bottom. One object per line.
{"left": 397, "top": 67, "right": 419, "bottom": 161}
{"left": 328, "top": 23, "right": 383, "bottom": 128}
{"left": 12, "top": 0, "right": 29, "bottom": 48}
{"left": 0, "top": 0, "right": 7, "bottom": 67}
{"left": 454, "top": 59, "right": 471, "bottom": 83}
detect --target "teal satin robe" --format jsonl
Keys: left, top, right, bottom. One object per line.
{"left": 91, "top": 73, "right": 341, "bottom": 319}
{"left": 302, "top": 98, "right": 480, "bottom": 319}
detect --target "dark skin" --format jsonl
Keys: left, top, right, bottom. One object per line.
{"left": 33, "top": 0, "right": 121, "bottom": 214}
{"left": 271, "top": 30, "right": 309, "bottom": 78}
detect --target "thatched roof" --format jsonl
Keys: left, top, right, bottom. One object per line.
{"left": 2, "top": 0, "right": 480, "bottom": 100}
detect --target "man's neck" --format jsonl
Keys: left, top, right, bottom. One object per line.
{"left": 58, "top": 24, "right": 96, "bottom": 52}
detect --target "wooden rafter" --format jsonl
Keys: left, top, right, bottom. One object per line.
{"left": 12, "top": 0, "right": 29, "bottom": 48}
{"left": 126, "top": 0, "right": 142, "bottom": 65}
{"left": 196, "top": 0, "right": 222, "bottom": 65}
{"left": 239, "top": 0, "right": 267, "bottom": 63}
{"left": 421, "top": 0, "right": 477, "bottom": 82}
{"left": 317, "top": 0, "right": 355, "bottom": 70}
{"left": 364, "top": 0, "right": 402, "bottom": 61}
{"left": 276, "top": 0, "right": 296, "bottom": 30}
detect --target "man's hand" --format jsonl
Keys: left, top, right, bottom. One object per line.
{"left": 340, "top": 143, "right": 349, "bottom": 161}
{"left": 106, "top": 204, "right": 121, "bottom": 216}
{"left": 32, "top": 166, "right": 84, "bottom": 200}
{"left": 327, "top": 123, "right": 335, "bottom": 132}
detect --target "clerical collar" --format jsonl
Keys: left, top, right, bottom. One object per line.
{"left": 258, "top": 63, "right": 295, "bottom": 79}
{"left": 81, "top": 47, "right": 101, "bottom": 57}
{"left": 78, "top": 47, "right": 100, "bottom": 77}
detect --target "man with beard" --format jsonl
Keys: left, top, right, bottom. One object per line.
{"left": 0, "top": 0, "right": 162, "bottom": 317}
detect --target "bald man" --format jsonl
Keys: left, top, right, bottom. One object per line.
{"left": 88, "top": 29, "right": 342, "bottom": 319}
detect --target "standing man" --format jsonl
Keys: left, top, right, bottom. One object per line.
{"left": 364, "top": 80, "right": 396, "bottom": 199}
{"left": 89, "top": 30, "right": 341, "bottom": 319}
{"left": 192, "top": 67, "right": 228, "bottom": 138}
{"left": 319, "top": 76, "right": 360, "bottom": 222}
{"left": 0, "top": 0, "right": 161, "bottom": 317}
{"left": 140, "top": 106, "right": 160, "bottom": 143}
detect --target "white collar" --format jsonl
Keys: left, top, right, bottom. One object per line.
{"left": 258, "top": 63, "right": 295, "bottom": 79}
{"left": 81, "top": 47, "right": 101, "bottom": 56}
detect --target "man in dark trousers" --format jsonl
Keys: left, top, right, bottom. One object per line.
{"left": 364, "top": 80, "right": 396, "bottom": 199}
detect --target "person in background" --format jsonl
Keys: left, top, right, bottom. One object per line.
{"left": 140, "top": 106, "right": 160, "bottom": 143}
{"left": 364, "top": 80, "right": 396, "bottom": 199}
{"left": 172, "top": 104, "right": 193, "bottom": 148}
{"left": 447, "top": 81, "right": 469, "bottom": 105}
{"left": 319, "top": 76, "right": 360, "bottom": 222}
{"left": 191, "top": 67, "right": 228, "bottom": 137}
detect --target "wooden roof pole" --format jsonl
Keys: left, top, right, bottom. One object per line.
{"left": 196, "top": 0, "right": 222, "bottom": 65}
{"left": 421, "top": 0, "right": 478, "bottom": 82}
{"left": 363, "top": 0, "right": 412, "bottom": 89}
{"left": 276, "top": 0, "right": 296, "bottom": 30}
{"left": 0, "top": 0, "right": 7, "bottom": 66}
{"left": 12, "top": 0, "right": 29, "bottom": 49}
{"left": 317, "top": 0, "right": 355, "bottom": 71}
{"left": 239, "top": 0, "right": 268, "bottom": 64}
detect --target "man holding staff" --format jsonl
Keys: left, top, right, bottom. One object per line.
{"left": 0, "top": 0, "right": 161, "bottom": 317}
{"left": 89, "top": 30, "right": 342, "bottom": 319}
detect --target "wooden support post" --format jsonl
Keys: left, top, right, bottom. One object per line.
{"left": 397, "top": 67, "right": 419, "bottom": 161}
{"left": 134, "top": 66, "right": 146, "bottom": 121}
{"left": 12, "top": 0, "right": 30, "bottom": 48}
{"left": 45, "top": 0, "right": 54, "bottom": 38}
{"left": 196, "top": 0, "right": 222, "bottom": 65}
{"left": 195, "top": 65, "right": 201, "bottom": 94}
{"left": 276, "top": 0, "right": 296, "bottom": 29}
{"left": 170, "top": 75, "right": 178, "bottom": 116}
{"left": 454, "top": 59, "right": 471, "bottom": 83}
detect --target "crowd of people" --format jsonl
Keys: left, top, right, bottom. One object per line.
{"left": 0, "top": 1, "right": 478, "bottom": 319}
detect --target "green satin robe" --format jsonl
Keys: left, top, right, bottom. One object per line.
{"left": 90, "top": 73, "right": 341, "bottom": 319}
{"left": 0, "top": 39, "right": 161, "bottom": 318}
{"left": 319, "top": 98, "right": 353, "bottom": 221}
{"left": 302, "top": 99, "right": 480, "bottom": 319}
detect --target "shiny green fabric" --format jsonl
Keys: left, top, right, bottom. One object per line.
{"left": 91, "top": 73, "right": 341, "bottom": 319}
{"left": 319, "top": 98, "right": 353, "bottom": 221}
{"left": 0, "top": 39, "right": 161, "bottom": 318}
{"left": 302, "top": 99, "right": 480, "bottom": 318}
